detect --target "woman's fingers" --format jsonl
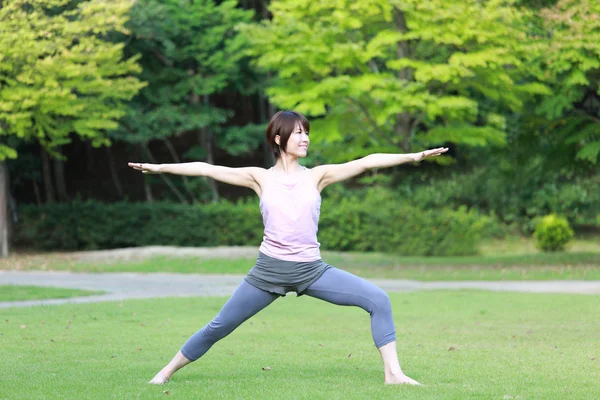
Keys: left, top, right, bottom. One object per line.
{"left": 128, "top": 162, "right": 148, "bottom": 172}
{"left": 422, "top": 147, "right": 449, "bottom": 158}
{"left": 128, "top": 162, "right": 161, "bottom": 174}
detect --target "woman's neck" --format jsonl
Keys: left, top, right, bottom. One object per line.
{"left": 273, "top": 155, "right": 302, "bottom": 174}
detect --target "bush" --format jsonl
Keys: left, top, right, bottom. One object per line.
{"left": 533, "top": 214, "right": 574, "bottom": 252}
{"left": 319, "top": 188, "right": 499, "bottom": 256}
{"left": 13, "top": 200, "right": 264, "bottom": 251}
{"left": 13, "top": 194, "right": 500, "bottom": 256}
{"left": 398, "top": 171, "right": 600, "bottom": 234}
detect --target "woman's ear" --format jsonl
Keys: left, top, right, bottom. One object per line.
{"left": 274, "top": 135, "right": 281, "bottom": 146}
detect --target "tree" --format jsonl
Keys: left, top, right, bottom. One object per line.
{"left": 243, "top": 0, "right": 548, "bottom": 162}
{"left": 0, "top": 0, "right": 145, "bottom": 256}
{"left": 532, "top": 0, "right": 600, "bottom": 164}
{"left": 117, "top": 0, "right": 262, "bottom": 203}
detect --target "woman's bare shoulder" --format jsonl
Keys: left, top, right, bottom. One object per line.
{"left": 249, "top": 166, "right": 270, "bottom": 185}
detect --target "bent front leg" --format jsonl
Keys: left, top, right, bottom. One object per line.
{"left": 303, "top": 268, "right": 396, "bottom": 348}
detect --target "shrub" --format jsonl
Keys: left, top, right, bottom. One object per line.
{"left": 399, "top": 170, "right": 599, "bottom": 234}
{"left": 319, "top": 188, "right": 498, "bottom": 256}
{"left": 13, "top": 200, "right": 264, "bottom": 251}
{"left": 533, "top": 214, "right": 574, "bottom": 252}
{"left": 13, "top": 194, "right": 500, "bottom": 256}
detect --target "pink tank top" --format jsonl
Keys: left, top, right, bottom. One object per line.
{"left": 258, "top": 167, "right": 322, "bottom": 262}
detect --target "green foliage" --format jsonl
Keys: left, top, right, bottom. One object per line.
{"left": 0, "top": 0, "right": 145, "bottom": 159}
{"left": 395, "top": 169, "right": 600, "bottom": 233}
{"left": 533, "top": 214, "right": 574, "bottom": 252}
{"left": 527, "top": 0, "right": 600, "bottom": 164}
{"left": 13, "top": 201, "right": 264, "bottom": 250}
{"left": 13, "top": 196, "right": 495, "bottom": 256}
{"left": 243, "top": 0, "right": 545, "bottom": 161}
{"left": 319, "top": 189, "right": 495, "bottom": 256}
{"left": 117, "top": 0, "right": 261, "bottom": 155}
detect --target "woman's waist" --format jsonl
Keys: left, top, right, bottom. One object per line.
{"left": 256, "top": 244, "right": 321, "bottom": 263}
{"left": 254, "top": 251, "right": 323, "bottom": 269}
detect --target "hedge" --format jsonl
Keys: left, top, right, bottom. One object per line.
{"left": 13, "top": 194, "right": 497, "bottom": 256}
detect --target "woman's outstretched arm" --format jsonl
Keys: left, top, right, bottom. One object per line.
{"left": 314, "top": 148, "right": 448, "bottom": 191}
{"left": 128, "top": 162, "right": 264, "bottom": 195}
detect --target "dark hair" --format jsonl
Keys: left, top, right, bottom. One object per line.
{"left": 266, "top": 111, "right": 310, "bottom": 157}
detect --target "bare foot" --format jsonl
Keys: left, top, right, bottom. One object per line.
{"left": 385, "top": 372, "right": 421, "bottom": 385}
{"left": 148, "top": 370, "right": 170, "bottom": 385}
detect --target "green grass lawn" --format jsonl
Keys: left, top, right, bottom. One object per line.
{"left": 23, "top": 252, "right": 600, "bottom": 281}
{"left": 2, "top": 236, "right": 599, "bottom": 280}
{"left": 0, "top": 285, "right": 104, "bottom": 302}
{"left": 1, "top": 291, "right": 598, "bottom": 399}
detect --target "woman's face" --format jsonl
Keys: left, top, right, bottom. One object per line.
{"left": 279, "top": 122, "right": 310, "bottom": 158}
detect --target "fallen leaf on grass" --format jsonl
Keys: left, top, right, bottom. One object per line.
{"left": 20, "top": 325, "right": 26, "bottom": 329}
{"left": 163, "top": 390, "right": 170, "bottom": 395}
{"left": 347, "top": 353, "right": 352, "bottom": 358}
{"left": 448, "top": 346, "right": 459, "bottom": 351}
{"left": 262, "top": 366, "right": 271, "bottom": 371}
{"left": 319, "top": 344, "right": 324, "bottom": 347}
{"left": 137, "top": 348, "right": 142, "bottom": 351}
{"left": 590, "top": 358, "right": 596, "bottom": 361}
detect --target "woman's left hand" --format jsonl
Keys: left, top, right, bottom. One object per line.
{"left": 414, "top": 147, "right": 449, "bottom": 162}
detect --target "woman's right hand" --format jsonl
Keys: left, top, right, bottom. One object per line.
{"left": 128, "top": 162, "right": 162, "bottom": 174}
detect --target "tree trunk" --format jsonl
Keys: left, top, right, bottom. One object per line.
{"left": 53, "top": 146, "right": 69, "bottom": 202}
{"left": 0, "top": 161, "right": 8, "bottom": 257}
{"left": 33, "top": 181, "right": 42, "bottom": 205}
{"left": 395, "top": 114, "right": 413, "bottom": 152}
{"left": 258, "top": 91, "right": 275, "bottom": 167}
{"left": 203, "top": 95, "right": 219, "bottom": 203}
{"left": 85, "top": 141, "right": 95, "bottom": 171}
{"left": 144, "top": 179, "right": 154, "bottom": 203}
{"left": 137, "top": 144, "right": 154, "bottom": 203}
{"left": 192, "top": 93, "right": 219, "bottom": 203}
{"left": 261, "top": 0, "right": 270, "bottom": 19}
{"left": 105, "top": 146, "right": 124, "bottom": 199}
{"left": 144, "top": 144, "right": 189, "bottom": 204}
{"left": 394, "top": 9, "right": 414, "bottom": 152}
{"left": 199, "top": 126, "right": 219, "bottom": 203}
{"left": 189, "top": 73, "right": 219, "bottom": 203}
{"left": 6, "top": 167, "right": 17, "bottom": 254}
{"left": 40, "top": 147, "right": 56, "bottom": 203}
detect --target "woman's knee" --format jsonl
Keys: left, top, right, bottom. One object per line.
{"left": 202, "top": 318, "right": 238, "bottom": 340}
{"left": 370, "top": 288, "right": 392, "bottom": 314}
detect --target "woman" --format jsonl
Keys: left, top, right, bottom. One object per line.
{"left": 128, "top": 110, "right": 447, "bottom": 385}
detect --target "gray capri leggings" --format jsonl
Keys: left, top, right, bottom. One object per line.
{"left": 180, "top": 268, "right": 396, "bottom": 361}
